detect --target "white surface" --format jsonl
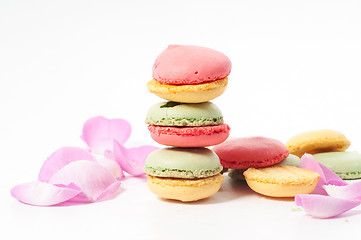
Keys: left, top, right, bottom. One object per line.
{"left": 1, "top": 0, "right": 361, "bottom": 239}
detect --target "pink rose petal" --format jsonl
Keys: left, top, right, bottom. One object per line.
{"left": 324, "top": 181, "right": 361, "bottom": 200}
{"left": 295, "top": 194, "right": 361, "bottom": 218}
{"left": 96, "top": 181, "right": 122, "bottom": 202}
{"left": 113, "top": 140, "right": 158, "bottom": 176}
{"left": 82, "top": 116, "right": 131, "bottom": 154}
{"left": 38, "top": 147, "right": 94, "bottom": 182}
{"left": 11, "top": 181, "right": 81, "bottom": 206}
{"left": 96, "top": 157, "right": 125, "bottom": 181}
{"left": 49, "top": 160, "right": 121, "bottom": 203}
{"left": 299, "top": 154, "right": 346, "bottom": 194}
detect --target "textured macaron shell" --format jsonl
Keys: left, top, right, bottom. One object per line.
{"left": 147, "top": 174, "right": 224, "bottom": 202}
{"left": 145, "top": 101, "right": 223, "bottom": 126}
{"left": 146, "top": 78, "right": 228, "bottom": 103}
{"left": 313, "top": 151, "right": 361, "bottom": 179}
{"left": 148, "top": 124, "right": 230, "bottom": 136}
{"left": 148, "top": 124, "right": 230, "bottom": 147}
{"left": 213, "top": 137, "right": 289, "bottom": 169}
{"left": 244, "top": 165, "right": 320, "bottom": 197}
{"left": 152, "top": 45, "right": 232, "bottom": 85}
{"left": 144, "top": 148, "right": 222, "bottom": 178}
{"left": 286, "top": 129, "right": 351, "bottom": 157}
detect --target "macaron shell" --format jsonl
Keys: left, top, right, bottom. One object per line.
{"left": 147, "top": 78, "right": 227, "bottom": 103}
{"left": 228, "top": 169, "right": 246, "bottom": 181}
{"left": 313, "top": 151, "right": 361, "bottom": 179}
{"left": 152, "top": 45, "right": 231, "bottom": 85}
{"left": 213, "top": 137, "right": 289, "bottom": 169}
{"left": 147, "top": 174, "right": 224, "bottom": 202}
{"left": 148, "top": 124, "right": 230, "bottom": 147}
{"left": 276, "top": 154, "right": 300, "bottom": 167}
{"left": 145, "top": 101, "right": 223, "bottom": 126}
{"left": 286, "top": 129, "right": 351, "bottom": 157}
{"left": 144, "top": 148, "right": 222, "bottom": 178}
{"left": 244, "top": 165, "right": 320, "bottom": 197}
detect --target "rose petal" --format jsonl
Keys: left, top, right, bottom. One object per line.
{"left": 295, "top": 194, "right": 361, "bottom": 218}
{"left": 11, "top": 181, "right": 81, "bottom": 206}
{"left": 113, "top": 140, "right": 158, "bottom": 176}
{"left": 324, "top": 181, "right": 361, "bottom": 200}
{"left": 95, "top": 157, "right": 125, "bottom": 181}
{"left": 299, "top": 154, "right": 346, "bottom": 194}
{"left": 81, "top": 116, "right": 131, "bottom": 154}
{"left": 96, "top": 181, "right": 122, "bottom": 202}
{"left": 49, "top": 160, "right": 121, "bottom": 202}
{"left": 38, "top": 147, "right": 94, "bottom": 182}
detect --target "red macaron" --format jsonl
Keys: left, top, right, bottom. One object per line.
{"left": 213, "top": 137, "right": 289, "bottom": 169}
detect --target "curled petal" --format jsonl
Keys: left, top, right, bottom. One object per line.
{"left": 113, "top": 140, "right": 158, "bottom": 176}
{"left": 96, "top": 181, "right": 122, "bottom": 202}
{"left": 11, "top": 181, "right": 81, "bottom": 206}
{"left": 295, "top": 194, "right": 361, "bottom": 218}
{"left": 96, "top": 157, "right": 125, "bottom": 181}
{"left": 38, "top": 147, "right": 94, "bottom": 182}
{"left": 49, "top": 160, "right": 121, "bottom": 203}
{"left": 299, "top": 154, "right": 346, "bottom": 194}
{"left": 324, "top": 182, "right": 361, "bottom": 200}
{"left": 81, "top": 116, "right": 131, "bottom": 154}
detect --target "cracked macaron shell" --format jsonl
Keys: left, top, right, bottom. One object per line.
{"left": 145, "top": 101, "right": 224, "bottom": 126}
{"left": 144, "top": 148, "right": 222, "bottom": 179}
{"left": 152, "top": 45, "right": 231, "bottom": 85}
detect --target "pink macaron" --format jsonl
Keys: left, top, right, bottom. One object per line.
{"left": 213, "top": 137, "right": 289, "bottom": 169}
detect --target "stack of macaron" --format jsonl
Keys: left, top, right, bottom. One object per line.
{"left": 285, "top": 129, "right": 361, "bottom": 180}
{"left": 144, "top": 45, "right": 232, "bottom": 202}
{"left": 213, "top": 137, "right": 320, "bottom": 197}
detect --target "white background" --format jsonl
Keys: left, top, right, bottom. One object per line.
{"left": 1, "top": 0, "right": 361, "bottom": 239}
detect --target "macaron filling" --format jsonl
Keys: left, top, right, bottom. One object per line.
{"left": 144, "top": 166, "right": 223, "bottom": 179}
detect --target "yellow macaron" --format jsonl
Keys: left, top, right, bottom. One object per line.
{"left": 147, "top": 174, "right": 224, "bottom": 202}
{"left": 286, "top": 129, "right": 351, "bottom": 157}
{"left": 243, "top": 165, "right": 320, "bottom": 197}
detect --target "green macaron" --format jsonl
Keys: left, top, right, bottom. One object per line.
{"left": 145, "top": 101, "right": 223, "bottom": 126}
{"left": 276, "top": 154, "right": 300, "bottom": 167}
{"left": 144, "top": 147, "right": 222, "bottom": 178}
{"left": 228, "top": 169, "right": 247, "bottom": 181}
{"left": 313, "top": 151, "right": 361, "bottom": 180}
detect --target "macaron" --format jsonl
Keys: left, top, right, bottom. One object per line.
{"left": 144, "top": 148, "right": 224, "bottom": 202}
{"left": 286, "top": 129, "right": 351, "bottom": 157}
{"left": 313, "top": 151, "right": 361, "bottom": 180}
{"left": 276, "top": 154, "right": 300, "bottom": 167}
{"left": 145, "top": 101, "right": 230, "bottom": 147}
{"left": 243, "top": 165, "right": 320, "bottom": 197}
{"left": 147, "top": 45, "right": 231, "bottom": 103}
{"left": 213, "top": 137, "right": 289, "bottom": 169}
